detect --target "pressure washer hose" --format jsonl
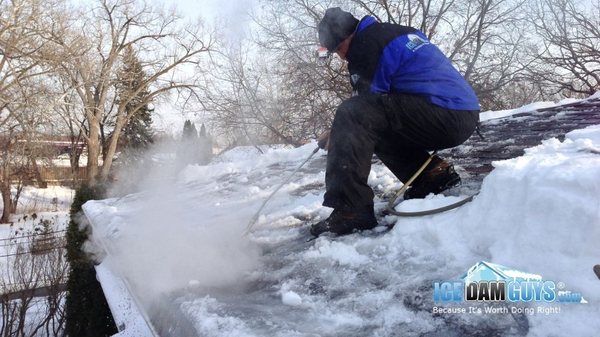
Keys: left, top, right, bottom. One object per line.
{"left": 386, "top": 151, "right": 475, "bottom": 217}
{"left": 244, "top": 146, "right": 320, "bottom": 235}
{"left": 244, "top": 148, "right": 475, "bottom": 236}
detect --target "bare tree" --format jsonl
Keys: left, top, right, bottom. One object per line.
{"left": 0, "top": 71, "right": 67, "bottom": 223}
{"left": 527, "top": 0, "right": 600, "bottom": 97}
{"left": 203, "top": 43, "right": 313, "bottom": 147}
{"left": 0, "top": 0, "right": 63, "bottom": 223}
{"left": 264, "top": 1, "right": 352, "bottom": 141}
{"left": 52, "top": 80, "right": 87, "bottom": 183}
{"left": 0, "top": 127, "right": 24, "bottom": 223}
{"left": 349, "top": 0, "right": 456, "bottom": 38}
{"left": 347, "top": 0, "right": 533, "bottom": 109}
{"left": 0, "top": 0, "right": 53, "bottom": 111}
{"left": 200, "top": 0, "right": 353, "bottom": 148}
{"left": 51, "top": 0, "right": 213, "bottom": 184}
{"left": 213, "top": 0, "right": 534, "bottom": 146}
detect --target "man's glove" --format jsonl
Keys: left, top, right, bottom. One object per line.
{"left": 318, "top": 130, "right": 330, "bottom": 151}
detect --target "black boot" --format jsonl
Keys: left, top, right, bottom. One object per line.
{"left": 310, "top": 208, "right": 378, "bottom": 237}
{"left": 404, "top": 156, "right": 461, "bottom": 200}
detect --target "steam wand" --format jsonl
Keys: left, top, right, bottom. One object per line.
{"left": 243, "top": 146, "right": 320, "bottom": 236}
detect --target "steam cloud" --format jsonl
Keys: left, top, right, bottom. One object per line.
{"left": 104, "top": 140, "right": 261, "bottom": 303}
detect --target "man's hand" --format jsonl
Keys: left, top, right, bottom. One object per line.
{"left": 318, "top": 130, "right": 331, "bottom": 151}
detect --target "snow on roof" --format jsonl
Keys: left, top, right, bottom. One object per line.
{"left": 84, "top": 94, "right": 600, "bottom": 337}
{"left": 440, "top": 94, "right": 600, "bottom": 189}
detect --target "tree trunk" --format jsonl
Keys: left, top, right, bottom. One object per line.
{"left": 100, "top": 108, "right": 127, "bottom": 180}
{"left": 1, "top": 181, "right": 13, "bottom": 224}
{"left": 86, "top": 116, "right": 101, "bottom": 185}
{"left": 30, "top": 158, "right": 47, "bottom": 188}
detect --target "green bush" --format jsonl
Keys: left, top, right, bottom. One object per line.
{"left": 65, "top": 183, "right": 117, "bottom": 337}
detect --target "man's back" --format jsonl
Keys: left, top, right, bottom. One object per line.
{"left": 346, "top": 16, "right": 480, "bottom": 111}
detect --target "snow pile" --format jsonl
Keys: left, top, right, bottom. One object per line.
{"left": 381, "top": 124, "right": 600, "bottom": 335}
{"left": 460, "top": 125, "right": 600, "bottom": 336}
{"left": 462, "top": 126, "right": 600, "bottom": 283}
{"left": 83, "top": 104, "right": 600, "bottom": 336}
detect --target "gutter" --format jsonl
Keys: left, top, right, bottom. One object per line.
{"left": 82, "top": 204, "right": 159, "bottom": 337}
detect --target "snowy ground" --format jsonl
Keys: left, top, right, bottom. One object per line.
{"left": 84, "top": 101, "right": 600, "bottom": 337}
{"left": 0, "top": 185, "right": 74, "bottom": 216}
{"left": 0, "top": 186, "right": 72, "bottom": 336}
{"left": 0, "top": 185, "right": 73, "bottom": 257}
{"left": 0, "top": 186, "right": 72, "bottom": 290}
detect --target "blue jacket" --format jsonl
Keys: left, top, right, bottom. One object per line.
{"left": 346, "top": 16, "right": 480, "bottom": 111}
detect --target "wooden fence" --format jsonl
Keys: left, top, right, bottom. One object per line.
{"left": 37, "top": 166, "right": 88, "bottom": 184}
{"left": 2, "top": 166, "right": 91, "bottom": 186}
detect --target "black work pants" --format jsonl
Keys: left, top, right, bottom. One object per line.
{"left": 323, "top": 94, "right": 479, "bottom": 211}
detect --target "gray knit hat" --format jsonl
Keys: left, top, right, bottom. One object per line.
{"left": 318, "top": 8, "right": 359, "bottom": 52}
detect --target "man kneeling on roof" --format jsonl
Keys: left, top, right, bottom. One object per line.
{"left": 311, "top": 8, "right": 480, "bottom": 237}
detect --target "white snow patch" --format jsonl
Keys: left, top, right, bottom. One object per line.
{"left": 304, "top": 239, "right": 370, "bottom": 266}
{"left": 479, "top": 94, "right": 600, "bottom": 122}
{"left": 566, "top": 124, "right": 600, "bottom": 145}
{"left": 281, "top": 291, "right": 303, "bottom": 306}
{"left": 181, "top": 297, "right": 255, "bottom": 337}
{"left": 479, "top": 101, "right": 556, "bottom": 121}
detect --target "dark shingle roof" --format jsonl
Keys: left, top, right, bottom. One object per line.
{"left": 440, "top": 98, "right": 600, "bottom": 188}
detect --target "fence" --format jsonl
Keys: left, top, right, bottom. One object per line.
{"left": 38, "top": 166, "right": 89, "bottom": 184}
{"left": 1, "top": 166, "right": 91, "bottom": 186}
